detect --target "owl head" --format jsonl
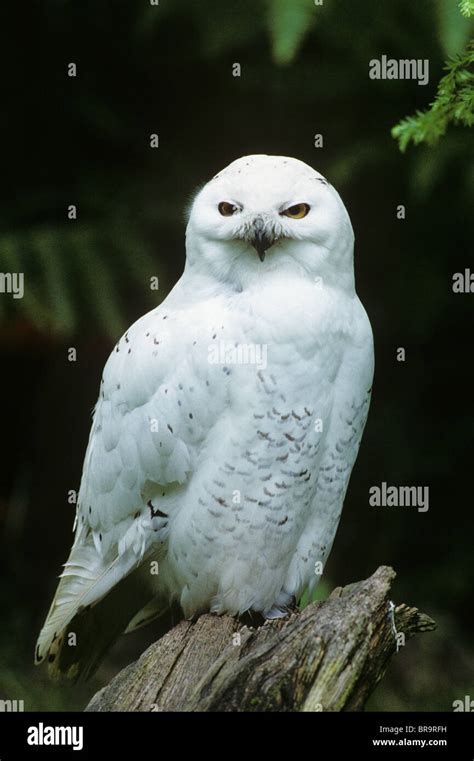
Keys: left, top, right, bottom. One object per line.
{"left": 185, "top": 155, "right": 355, "bottom": 292}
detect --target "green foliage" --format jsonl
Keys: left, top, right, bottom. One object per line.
{"left": 460, "top": 0, "right": 474, "bottom": 17}
{"left": 266, "top": 0, "right": 319, "bottom": 65}
{"left": 0, "top": 224, "right": 157, "bottom": 338}
{"left": 392, "top": 41, "right": 474, "bottom": 151}
{"left": 436, "top": 0, "right": 473, "bottom": 56}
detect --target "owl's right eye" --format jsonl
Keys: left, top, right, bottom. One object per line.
{"left": 218, "top": 201, "right": 239, "bottom": 216}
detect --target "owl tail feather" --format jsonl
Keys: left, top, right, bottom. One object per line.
{"left": 35, "top": 552, "right": 157, "bottom": 682}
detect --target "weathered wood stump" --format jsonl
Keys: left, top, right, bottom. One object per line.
{"left": 86, "top": 566, "right": 435, "bottom": 712}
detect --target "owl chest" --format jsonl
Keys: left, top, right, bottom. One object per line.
{"left": 195, "top": 350, "right": 333, "bottom": 527}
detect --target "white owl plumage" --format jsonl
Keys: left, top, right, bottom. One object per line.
{"left": 36, "top": 155, "right": 374, "bottom": 679}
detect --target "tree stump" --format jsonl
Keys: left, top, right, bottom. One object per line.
{"left": 86, "top": 566, "right": 435, "bottom": 712}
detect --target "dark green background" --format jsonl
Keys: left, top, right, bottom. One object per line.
{"left": 1, "top": 0, "right": 473, "bottom": 711}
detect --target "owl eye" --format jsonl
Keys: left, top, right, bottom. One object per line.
{"left": 218, "top": 201, "right": 239, "bottom": 216}
{"left": 282, "top": 203, "right": 310, "bottom": 219}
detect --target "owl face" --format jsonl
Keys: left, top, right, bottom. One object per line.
{"left": 186, "top": 155, "right": 355, "bottom": 291}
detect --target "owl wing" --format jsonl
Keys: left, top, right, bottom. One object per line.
{"left": 35, "top": 293, "right": 225, "bottom": 668}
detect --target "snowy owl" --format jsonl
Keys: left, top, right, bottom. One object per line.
{"left": 36, "top": 155, "right": 374, "bottom": 680}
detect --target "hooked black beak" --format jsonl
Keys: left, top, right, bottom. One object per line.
{"left": 250, "top": 218, "right": 274, "bottom": 262}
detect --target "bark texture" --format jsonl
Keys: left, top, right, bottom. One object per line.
{"left": 86, "top": 566, "right": 435, "bottom": 712}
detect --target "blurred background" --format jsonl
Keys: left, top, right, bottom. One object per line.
{"left": 1, "top": 0, "right": 473, "bottom": 711}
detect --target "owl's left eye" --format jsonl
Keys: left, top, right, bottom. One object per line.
{"left": 218, "top": 201, "right": 240, "bottom": 216}
{"left": 282, "top": 203, "right": 310, "bottom": 219}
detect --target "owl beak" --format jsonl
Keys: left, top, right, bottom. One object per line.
{"left": 250, "top": 218, "right": 274, "bottom": 262}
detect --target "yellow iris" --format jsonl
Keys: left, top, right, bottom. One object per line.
{"left": 282, "top": 203, "right": 310, "bottom": 219}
